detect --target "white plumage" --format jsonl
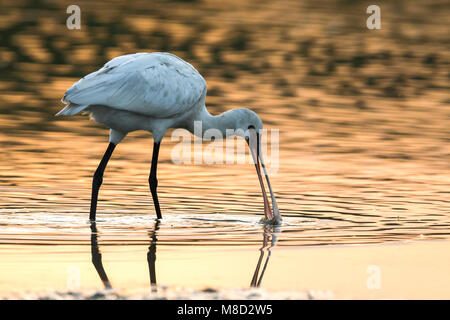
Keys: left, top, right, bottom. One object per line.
{"left": 58, "top": 52, "right": 210, "bottom": 143}
{"left": 59, "top": 52, "right": 205, "bottom": 118}
{"left": 56, "top": 52, "right": 281, "bottom": 224}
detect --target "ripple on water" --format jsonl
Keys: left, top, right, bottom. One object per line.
{"left": 1, "top": 205, "right": 448, "bottom": 247}
{"left": 0, "top": 211, "right": 322, "bottom": 246}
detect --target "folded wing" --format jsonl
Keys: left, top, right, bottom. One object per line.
{"left": 60, "top": 52, "right": 206, "bottom": 118}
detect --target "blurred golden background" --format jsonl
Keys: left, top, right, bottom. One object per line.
{"left": 0, "top": 0, "right": 448, "bottom": 141}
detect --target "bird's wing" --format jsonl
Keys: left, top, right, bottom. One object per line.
{"left": 62, "top": 53, "right": 206, "bottom": 118}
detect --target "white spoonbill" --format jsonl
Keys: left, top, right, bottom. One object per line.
{"left": 56, "top": 52, "right": 281, "bottom": 224}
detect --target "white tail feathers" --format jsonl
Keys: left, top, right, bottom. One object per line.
{"left": 55, "top": 103, "right": 88, "bottom": 116}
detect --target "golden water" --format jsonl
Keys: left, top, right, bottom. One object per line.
{"left": 0, "top": 0, "right": 449, "bottom": 298}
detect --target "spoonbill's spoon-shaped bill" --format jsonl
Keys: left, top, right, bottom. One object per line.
{"left": 247, "top": 128, "right": 281, "bottom": 225}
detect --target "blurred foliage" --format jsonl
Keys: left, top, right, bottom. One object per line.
{"left": 0, "top": 0, "right": 448, "bottom": 135}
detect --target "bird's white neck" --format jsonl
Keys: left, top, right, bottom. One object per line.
{"left": 186, "top": 105, "right": 237, "bottom": 139}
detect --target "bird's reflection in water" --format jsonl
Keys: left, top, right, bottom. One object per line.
{"left": 90, "top": 222, "right": 111, "bottom": 289}
{"left": 250, "top": 225, "right": 279, "bottom": 287}
{"left": 89, "top": 220, "right": 159, "bottom": 292}
{"left": 89, "top": 221, "right": 279, "bottom": 292}
{"left": 147, "top": 220, "right": 159, "bottom": 293}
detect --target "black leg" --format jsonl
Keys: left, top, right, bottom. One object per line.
{"left": 90, "top": 142, "right": 116, "bottom": 221}
{"left": 149, "top": 142, "right": 162, "bottom": 219}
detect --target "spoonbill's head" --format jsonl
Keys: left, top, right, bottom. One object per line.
{"left": 229, "top": 108, "right": 282, "bottom": 225}
{"left": 230, "top": 108, "right": 263, "bottom": 135}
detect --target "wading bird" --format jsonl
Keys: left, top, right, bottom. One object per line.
{"left": 56, "top": 52, "right": 281, "bottom": 224}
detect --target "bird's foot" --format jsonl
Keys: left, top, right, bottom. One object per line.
{"left": 259, "top": 216, "right": 282, "bottom": 226}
